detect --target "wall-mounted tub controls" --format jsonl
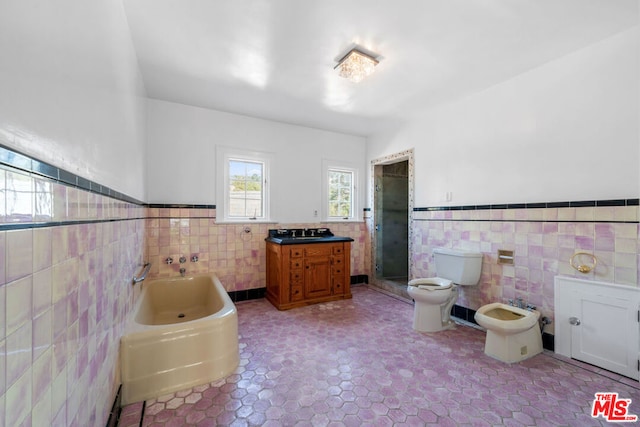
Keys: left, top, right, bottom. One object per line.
{"left": 497, "top": 250, "right": 514, "bottom": 265}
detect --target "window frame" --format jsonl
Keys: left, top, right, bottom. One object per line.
{"left": 216, "top": 146, "right": 272, "bottom": 223}
{"left": 322, "top": 159, "right": 359, "bottom": 222}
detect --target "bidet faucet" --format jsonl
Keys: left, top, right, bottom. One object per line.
{"left": 516, "top": 297, "right": 524, "bottom": 309}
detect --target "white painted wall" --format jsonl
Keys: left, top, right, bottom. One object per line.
{"left": 367, "top": 27, "right": 639, "bottom": 207}
{"left": 0, "top": 1, "right": 147, "bottom": 200}
{"left": 146, "top": 99, "right": 366, "bottom": 223}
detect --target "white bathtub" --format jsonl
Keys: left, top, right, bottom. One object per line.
{"left": 120, "top": 273, "right": 239, "bottom": 404}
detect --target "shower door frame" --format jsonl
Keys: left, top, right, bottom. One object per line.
{"left": 370, "top": 148, "right": 415, "bottom": 288}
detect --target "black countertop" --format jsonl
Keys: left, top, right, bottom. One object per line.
{"left": 265, "top": 228, "right": 354, "bottom": 245}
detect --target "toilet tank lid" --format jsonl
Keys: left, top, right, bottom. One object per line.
{"left": 433, "top": 248, "right": 482, "bottom": 258}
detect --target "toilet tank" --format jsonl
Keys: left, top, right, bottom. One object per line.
{"left": 433, "top": 248, "right": 482, "bottom": 286}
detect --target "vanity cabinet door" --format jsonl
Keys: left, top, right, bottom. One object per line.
{"left": 304, "top": 255, "right": 332, "bottom": 299}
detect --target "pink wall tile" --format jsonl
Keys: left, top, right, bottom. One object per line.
{"left": 0, "top": 234, "right": 4, "bottom": 287}
{"left": 5, "top": 277, "right": 32, "bottom": 337}
{"left": 5, "top": 171, "right": 33, "bottom": 223}
{"left": 5, "top": 321, "right": 31, "bottom": 389}
{"left": 34, "top": 178, "right": 53, "bottom": 222}
{"left": 32, "top": 228, "right": 52, "bottom": 274}
{"left": 6, "top": 230, "right": 33, "bottom": 283}
{"left": 0, "top": 334, "right": 4, "bottom": 396}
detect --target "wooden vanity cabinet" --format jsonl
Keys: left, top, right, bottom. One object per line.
{"left": 266, "top": 241, "right": 351, "bottom": 310}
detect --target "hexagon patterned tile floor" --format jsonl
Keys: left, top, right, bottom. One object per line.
{"left": 120, "top": 286, "right": 639, "bottom": 426}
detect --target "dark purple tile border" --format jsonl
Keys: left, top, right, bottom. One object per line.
{"left": 415, "top": 198, "right": 639, "bottom": 212}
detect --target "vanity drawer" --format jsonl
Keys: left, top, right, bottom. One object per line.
{"left": 304, "top": 246, "right": 332, "bottom": 257}
{"left": 290, "top": 284, "right": 303, "bottom": 301}
{"left": 290, "top": 270, "right": 303, "bottom": 283}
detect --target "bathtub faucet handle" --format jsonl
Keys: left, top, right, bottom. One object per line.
{"left": 526, "top": 303, "right": 536, "bottom": 311}
{"left": 166, "top": 257, "right": 173, "bottom": 265}
{"left": 179, "top": 256, "right": 187, "bottom": 264}
{"left": 191, "top": 255, "right": 199, "bottom": 262}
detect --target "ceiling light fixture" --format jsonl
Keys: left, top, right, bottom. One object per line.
{"left": 334, "top": 48, "right": 379, "bottom": 83}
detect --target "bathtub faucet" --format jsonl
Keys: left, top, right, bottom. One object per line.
{"left": 180, "top": 268, "right": 186, "bottom": 277}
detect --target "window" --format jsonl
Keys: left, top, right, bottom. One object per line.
{"left": 328, "top": 169, "right": 353, "bottom": 218}
{"left": 217, "top": 146, "right": 271, "bottom": 222}
{"left": 229, "top": 159, "right": 264, "bottom": 219}
{"left": 323, "top": 160, "right": 358, "bottom": 221}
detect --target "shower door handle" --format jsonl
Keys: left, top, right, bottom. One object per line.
{"left": 568, "top": 317, "right": 581, "bottom": 326}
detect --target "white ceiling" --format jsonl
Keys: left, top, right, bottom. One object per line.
{"left": 122, "top": 0, "right": 637, "bottom": 136}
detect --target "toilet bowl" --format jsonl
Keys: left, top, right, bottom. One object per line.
{"left": 407, "top": 248, "right": 483, "bottom": 333}
{"left": 474, "top": 303, "right": 542, "bottom": 363}
{"left": 407, "top": 278, "right": 456, "bottom": 332}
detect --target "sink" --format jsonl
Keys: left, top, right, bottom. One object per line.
{"left": 277, "top": 236, "right": 331, "bottom": 242}
{"left": 266, "top": 228, "right": 353, "bottom": 245}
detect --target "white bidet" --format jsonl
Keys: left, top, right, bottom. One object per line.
{"left": 474, "top": 303, "right": 542, "bottom": 363}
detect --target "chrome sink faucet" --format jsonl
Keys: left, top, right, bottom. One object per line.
{"left": 516, "top": 297, "right": 524, "bottom": 309}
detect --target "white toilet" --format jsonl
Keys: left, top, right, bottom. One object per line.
{"left": 407, "top": 248, "right": 482, "bottom": 332}
{"left": 474, "top": 303, "right": 542, "bottom": 363}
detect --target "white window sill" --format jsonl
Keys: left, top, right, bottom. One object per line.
{"left": 216, "top": 219, "right": 278, "bottom": 225}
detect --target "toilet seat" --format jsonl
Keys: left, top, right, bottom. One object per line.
{"left": 408, "top": 278, "right": 452, "bottom": 290}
